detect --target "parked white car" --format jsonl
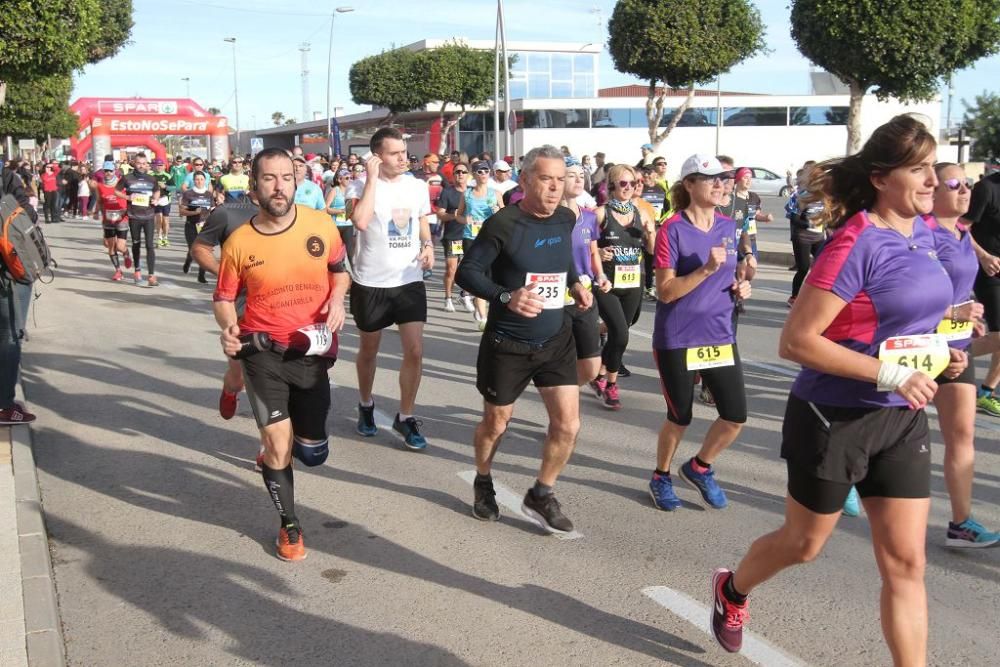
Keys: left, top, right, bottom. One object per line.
{"left": 747, "top": 167, "right": 792, "bottom": 197}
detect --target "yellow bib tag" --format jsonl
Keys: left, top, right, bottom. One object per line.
{"left": 470, "top": 222, "right": 482, "bottom": 238}
{"left": 614, "top": 263, "right": 641, "bottom": 289}
{"left": 686, "top": 344, "right": 735, "bottom": 370}
{"left": 936, "top": 318, "right": 972, "bottom": 342}
{"left": 745, "top": 219, "right": 757, "bottom": 236}
{"left": 450, "top": 240, "right": 464, "bottom": 256}
{"left": 878, "top": 334, "right": 951, "bottom": 378}
{"left": 131, "top": 193, "right": 150, "bottom": 207}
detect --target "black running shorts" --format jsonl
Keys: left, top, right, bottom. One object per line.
{"left": 781, "top": 394, "right": 931, "bottom": 513}
{"left": 567, "top": 302, "right": 601, "bottom": 360}
{"left": 103, "top": 227, "right": 128, "bottom": 240}
{"left": 974, "top": 269, "right": 1000, "bottom": 332}
{"left": 241, "top": 349, "right": 332, "bottom": 437}
{"left": 476, "top": 317, "right": 577, "bottom": 406}
{"left": 350, "top": 281, "right": 427, "bottom": 332}
{"left": 653, "top": 346, "right": 747, "bottom": 426}
{"left": 936, "top": 356, "right": 975, "bottom": 386}
{"left": 441, "top": 237, "right": 465, "bottom": 260}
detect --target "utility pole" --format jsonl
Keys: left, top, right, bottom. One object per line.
{"left": 300, "top": 43, "right": 311, "bottom": 123}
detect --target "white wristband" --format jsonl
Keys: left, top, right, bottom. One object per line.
{"left": 876, "top": 362, "right": 917, "bottom": 392}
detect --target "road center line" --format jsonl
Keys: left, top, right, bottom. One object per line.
{"left": 642, "top": 586, "right": 805, "bottom": 667}
{"left": 457, "top": 470, "right": 585, "bottom": 540}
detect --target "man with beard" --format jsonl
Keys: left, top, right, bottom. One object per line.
{"left": 214, "top": 148, "right": 350, "bottom": 561}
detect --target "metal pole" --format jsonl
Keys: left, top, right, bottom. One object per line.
{"left": 326, "top": 12, "right": 335, "bottom": 134}
{"left": 499, "top": 0, "right": 511, "bottom": 158}
{"left": 182, "top": 77, "right": 190, "bottom": 98}
{"left": 224, "top": 38, "right": 241, "bottom": 154}
{"left": 715, "top": 75, "right": 721, "bottom": 154}
{"left": 493, "top": 3, "right": 501, "bottom": 159}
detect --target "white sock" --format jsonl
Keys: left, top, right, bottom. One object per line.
{"left": 359, "top": 398, "right": 374, "bottom": 408}
{"left": 397, "top": 413, "right": 412, "bottom": 421}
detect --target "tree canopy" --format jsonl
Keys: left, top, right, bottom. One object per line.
{"left": 418, "top": 42, "right": 495, "bottom": 152}
{"left": 0, "top": 74, "right": 77, "bottom": 141}
{"left": 964, "top": 92, "right": 1000, "bottom": 162}
{"left": 607, "top": 0, "right": 766, "bottom": 148}
{"left": 790, "top": 0, "right": 1000, "bottom": 153}
{"left": 349, "top": 48, "right": 432, "bottom": 120}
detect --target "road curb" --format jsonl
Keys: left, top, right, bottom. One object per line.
{"left": 10, "top": 400, "right": 66, "bottom": 667}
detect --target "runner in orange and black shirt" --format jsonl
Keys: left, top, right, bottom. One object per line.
{"left": 214, "top": 148, "right": 350, "bottom": 562}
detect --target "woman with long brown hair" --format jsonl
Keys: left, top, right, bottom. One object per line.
{"left": 710, "top": 115, "right": 966, "bottom": 666}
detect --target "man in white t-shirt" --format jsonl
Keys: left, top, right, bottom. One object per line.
{"left": 350, "top": 127, "right": 435, "bottom": 450}
{"left": 491, "top": 160, "right": 517, "bottom": 195}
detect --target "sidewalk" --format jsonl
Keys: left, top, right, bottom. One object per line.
{"left": 0, "top": 384, "right": 65, "bottom": 666}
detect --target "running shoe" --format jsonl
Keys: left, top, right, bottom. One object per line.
{"left": 392, "top": 414, "right": 427, "bottom": 451}
{"left": 618, "top": 364, "right": 631, "bottom": 378}
{"left": 462, "top": 295, "right": 475, "bottom": 313}
{"left": 711, "top": 568, "right": 749, "bottom": 653}
{"left": 0, "top": 404, "right": 36, "bottom": 425}
{"left": 124, "top": 254, "right": 132, "bottom": 269}
{"left": 254, "top": 445, "right": 265, "bottom": 473}
{"left": 444, "top": 297, "right": 456, "bottom": 312}
{"left": 589, "top": 376, "right": 607, "bottom": 399}
{"left": 472, "top": 475, "right": 500, "bottom": 521}
{"left": 477, "top": 318, "right": 487, "bottom": 332}
{"left": 163, "top": 238, "right": 170, "bottom": 247}
{"left": 976, "top": 394, "right": 1000, "bottom": 417}
{"left": 698, "top": 384, "right": 716, "bottom": 407}
{"left": 219, "top": 389, "right": 239, "bottom": 420}
{"left": 356, "top": 402, "right": 378, "bottom": 437}
{"left": 112, "top": 269, "right": 123, "bottom": 281}
{"left": 147, "top": 276, "right": 159, "bottom": 287}
{"left": 197, "top": 271, "right": 208, "bottom": 284}
{"left": 681, "top": 458, "right": 728, "bottom": 509}
{"left": 134, "top": 272, "right": 151, "bottom": 288}
{"left": 182, "top": 257, "right": 192, "bottom": 274}
{"left": 423, "top": 269, "right": 433, "bottom": 280}
{"left": 649, "top": 473, "right": 682, "bottom": 511}
{"left": 521, "top": 489, "right": 574, "bottom": 534}
{"left": 276, "top": 524, "right": 307, "bottom": 562}
{"left": 842, "top": 486, "right": 861, "bottom": 517}
{"left": 945, "top": 518, "right": 1000, "bottom": 548}
{"left": 645, "top": 286, "right": 657, "bottom": 301}
{"left": 603, "top": 382, "right": 622, "bottom": 410}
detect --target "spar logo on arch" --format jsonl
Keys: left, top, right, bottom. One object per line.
{"left": 97, "top": 100, "right": 179, "bottom": 115}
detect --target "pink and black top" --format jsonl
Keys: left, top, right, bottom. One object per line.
{"left": 791, "top": 210, "right": 952, "bottom": 408}
{"left": 652, "top": 210, "right": 739, "bottom": 350}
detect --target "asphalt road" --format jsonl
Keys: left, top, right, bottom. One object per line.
{"left": 21, "top": 217, "right": 1000, "bottom": 666}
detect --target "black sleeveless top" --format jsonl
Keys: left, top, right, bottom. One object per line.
{"left": 598, "top": 204, "right": 644, "bottom": 280}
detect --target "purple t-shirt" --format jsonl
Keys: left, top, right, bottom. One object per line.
{"left": 571, "top": 208, "right": 599, "bottom": 279}
{"left": 652, "top": 211, "right": 738, "bottom": 349}
{"left": 927, "top": 216, "right": 977, "bottom": 350}
{"left": 792, "top": 211, "right": 952, "bottom": 407}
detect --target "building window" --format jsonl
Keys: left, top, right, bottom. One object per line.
{"left": 507, "top": 50, "right": 597, "bottom": 100}
{"left": 592, "top": 108, "right": 631, "bottom": 128}
{"left": 574, "top": 54, "right": 594, "bottom": 74}
{"left": 509, "top": 80, "right": 527, "bottom": 100}
{"left": 573, "top": 75, "right": 594, "bottom": 98}
{"left": 790, "top": 106, "right": 849, "bottom": 126}
{"left": 723, "top": 106, "right": 788, "bottom": 126}
{"left": 662, "top": 107, "right": 718, "bottom": 127}
{"left": 458, "top": 113, "right": 484, "bottom": 132}
{"left": 517, "top": 109, "right": 590, "bottom": 129}
{"left": 528, "top": 74, "right": 549, "bottom": 98}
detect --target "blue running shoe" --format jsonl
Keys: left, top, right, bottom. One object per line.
{"left": 649, "top": 473, "right": 682, "bottom": 511}
{"left": 680, "top": 458, "right": 727, "bottom": 509}
{"left": 946, "top": 518, "right": 1000, "bottom": 548}
{"left": 356, "top": 402, "right": 378, "bottom": 437}
{"left": 393, "top": 414, "right": 428, "bottom": 451}
{"left": 842, "top": 486, "right": 861, "bottom": 517}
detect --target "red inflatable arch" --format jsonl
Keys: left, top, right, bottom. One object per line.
{"left": 69, "top": 97, "right": 230, "bottom": 162}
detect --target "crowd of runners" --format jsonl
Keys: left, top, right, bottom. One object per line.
{"left": 5, "top": 112, "right": 1000, "bottom": 666}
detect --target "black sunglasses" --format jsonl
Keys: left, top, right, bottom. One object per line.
{"left": 453, "top": 170, "right": 469, "bottom": 175}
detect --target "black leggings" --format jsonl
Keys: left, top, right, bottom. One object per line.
{"left": 791, "top": 232, "right": 824, "bottom": 298}
{"left": 337, "top": 225, "right": 355, "bottom": 262}
{"left": 595, "top": 287, "right": 643, "bottom": 373}
{"left": 130, "top": 218, "right": 156, "bottom": 274}
{"left": 643, "top": 251, "right": 654, "bottom": 290}
{"left": 654, "top": 346, "right": 747, "bottom": 426}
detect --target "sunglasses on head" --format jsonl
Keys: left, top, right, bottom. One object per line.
{"left": 617, "top": 180, "right": 637, "bottom": 188}
{"left": 943, "top": 177, "right": 973, "bottom": 191}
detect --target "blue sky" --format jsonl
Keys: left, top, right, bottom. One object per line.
{"left": 73, "top": 0, "right": 999, "bottom": 131}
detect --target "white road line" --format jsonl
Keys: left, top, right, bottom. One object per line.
{"left": 642, "top": 586, "right": 805, "bottom": 667}
{"left": 456, "top": 470, "right": 585, "bottom": 540}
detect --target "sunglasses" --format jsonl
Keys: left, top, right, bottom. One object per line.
{"left": 453, "top": 170, "right": 469, "bottom": 175}
{"left": 193, "top": 163, "right": 205, "bottom": 167}
{"left": 475, "top": 168, "right": 491, "bottom": 174}
{"left": 693, "top": 172, "right": 733, "bottom": 184}
{"left": 943, "top": 178, "right": 973, "bottom": 191}
{"left": 353, "top": 167, "right": 364, "bottom": 173}
{"left": 617, "top": 180, "right": 637, "bottom": 188}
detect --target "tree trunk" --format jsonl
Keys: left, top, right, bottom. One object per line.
{"left": 653, "top": 85, "right": 696, "bottom": 149}
{"left": 846, "top": 80, "right": 865, "bottom": 155}
{"left": 440, "top": 106, "right": 467, "bottom": 155}
{"left": 645, "top": 80, "right": 660, "bottom": 144}
{"left": 0, "top": 81, "right": 6, "bottom": 108}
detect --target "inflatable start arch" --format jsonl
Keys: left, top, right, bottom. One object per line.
{"left": 69, "top": 97, "right": 231, "bottom": 161}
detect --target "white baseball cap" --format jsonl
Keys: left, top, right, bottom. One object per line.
{"left": 493, "top": 160, "right": 511, "bottom": 172}
{"left": 680, "top": 154, "right": 728, "bottom": 179}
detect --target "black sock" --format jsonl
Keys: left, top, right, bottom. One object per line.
{"left": 654, "top": 468, "right": 670, "bottom": 477}
{"left": 110, "top": 253, "right": 120, "bottom": 269}
{"left": 694, "top": 455, "right": 711, "bottom": 470}
{"left": 261, "top": 463, "right": 298, "bottom": 527}
{"left": 531, "top": 480, "right": 553, "bottom": 497}
{"left": 723, "top": 573, "right": 747, "bottom": 605}
{"left": 981, "top": 384, "right": 994, "bottom": 396}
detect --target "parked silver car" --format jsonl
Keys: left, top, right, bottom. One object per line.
{"left": 746, "top": 167, "right": 792, "bottom": 197}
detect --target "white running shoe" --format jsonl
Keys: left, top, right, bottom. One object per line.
{"left": 462, "top": 295, "right": 475, "bottom": 313}
{"left": 444, "top": 297, "right": 456, "bottom": 312}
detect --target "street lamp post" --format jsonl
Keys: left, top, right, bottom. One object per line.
{"left": 181, "top": 77, "right": 190, "bottom": 98}
{"left": 326, "top": 7, "right": 354, "bottom": 150}
{"left": 223, "top": 37, "right": 241, "bottom": 154}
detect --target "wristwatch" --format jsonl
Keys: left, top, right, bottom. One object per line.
{"left": 498, "top": 291, "right": 512, "bottom": 305}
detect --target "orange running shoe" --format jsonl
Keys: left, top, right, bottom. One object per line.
{"left": 276, "top": 525, "right": 307, "bottom": 562}
{"left": 219, "top": 389, "right": 238, "bottom": 420}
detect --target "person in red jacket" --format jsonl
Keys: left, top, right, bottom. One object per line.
{"left": 40, "top": 162, "right": 60, "bottom": 223}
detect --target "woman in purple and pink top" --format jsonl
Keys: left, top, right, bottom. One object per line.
{"left": 648, "top": 154, "right": 751, "bottom": 514}
{"left": 927, "top": 163, "right": 999, "bottom": 547}
{"left": 563, "top": 158, "right": 611, "bottom": 386}
{"left": 711, "top": 115, "right": 967, "bottom": 666}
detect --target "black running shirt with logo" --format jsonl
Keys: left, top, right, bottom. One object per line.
{"left": 457, "top": 204, "right": 580, "bottom": 344}
{"left": 117, "top": 172, "right": 158, "bottom": 221}
{"left": 598, "top": 206, "right": 645, "bottom": 288}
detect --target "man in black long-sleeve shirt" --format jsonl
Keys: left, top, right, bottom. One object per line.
{"left": 456, "top": 144, "right": 593, "bottom": 534}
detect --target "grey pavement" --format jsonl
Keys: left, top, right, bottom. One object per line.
{"left": 10, "top": 216, "right": 1000, "bottom": 666}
